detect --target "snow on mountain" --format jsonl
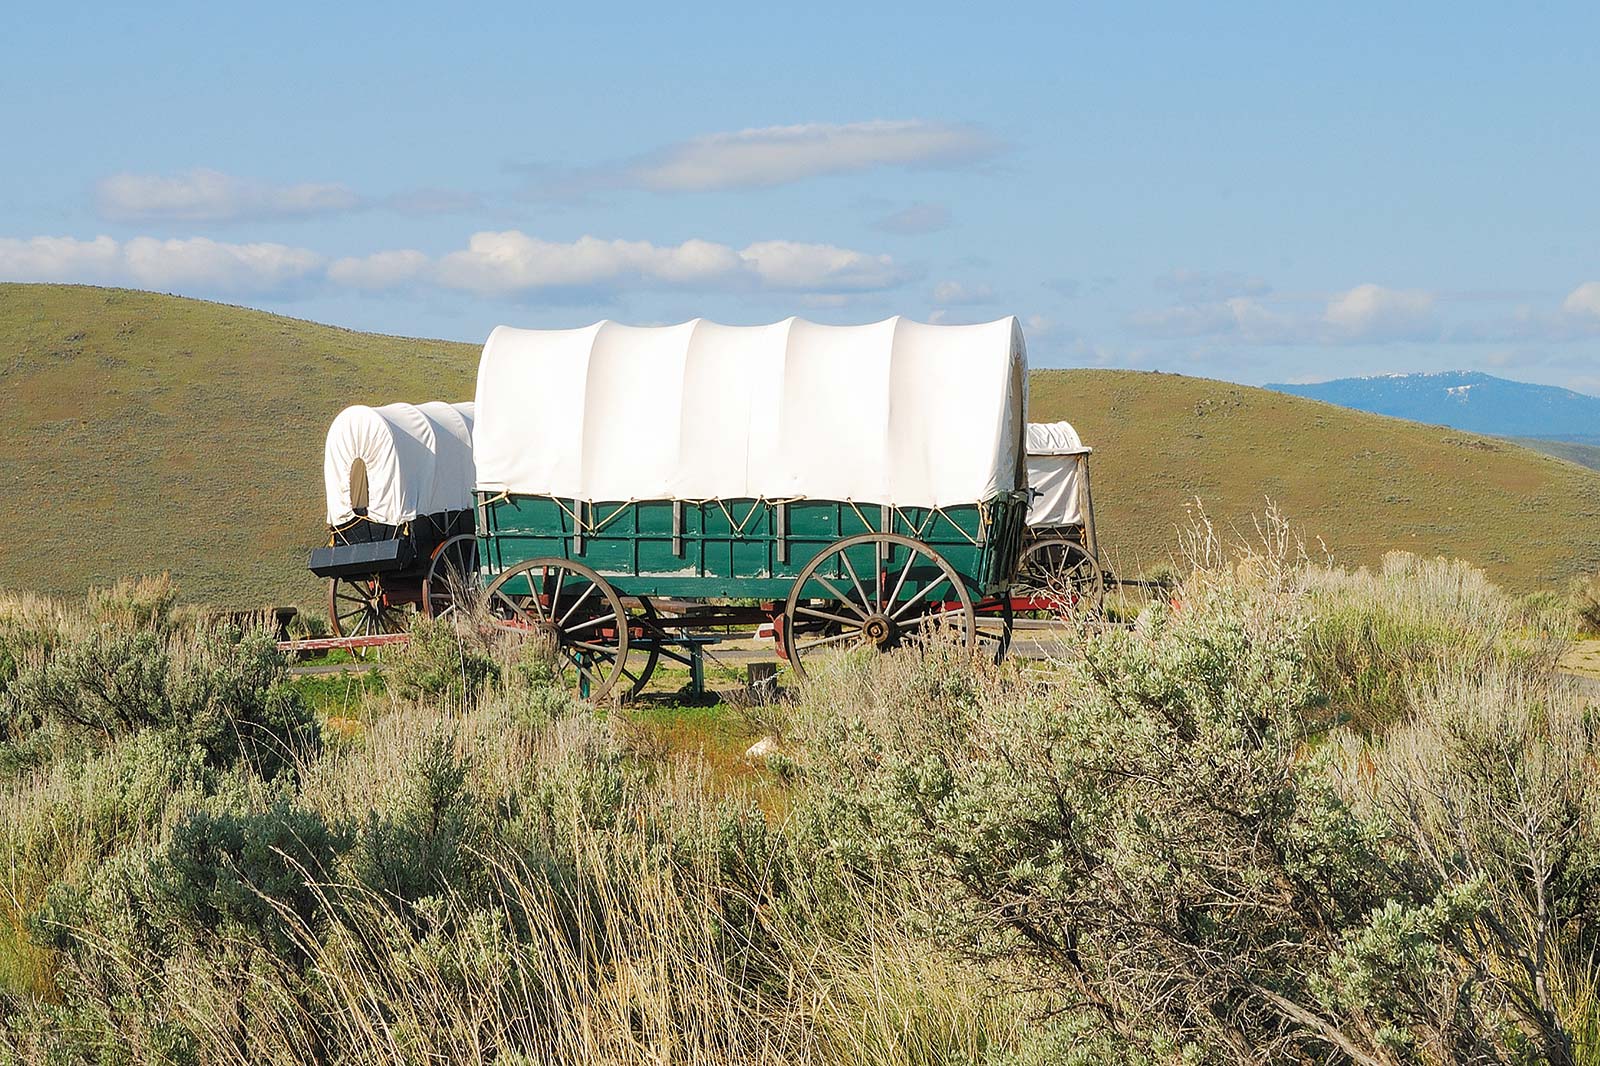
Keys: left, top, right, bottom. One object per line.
{"left": 1265, "top": 371, "right": 1600, "bottom": 443}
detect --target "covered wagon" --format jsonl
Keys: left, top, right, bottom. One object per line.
{"left": 472, "top": 316, "right": 1031, "bottom": 698}
{"left": 1014, "top": 420, "right": 1105, "bottom": 609}
{"left": 310, "top": 401, "right": 479, "bottom": 635}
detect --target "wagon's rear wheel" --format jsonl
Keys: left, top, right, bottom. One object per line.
{"left": 483, "top": 558, "right": 642, "bottom": 702}
{"left": 782, "top": 533, "right": 976, "bottom": 681}
{"left": 422, "top": 534, "right": 479, "bottom": 621}
{"left": 1017, "top": 537, "right": 1105, "bottom": 615}
{"left": 328, "top": 576, "right": 407, "bottom": 638}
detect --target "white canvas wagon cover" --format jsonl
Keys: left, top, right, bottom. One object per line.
{"left": 323, "top": 401, "right": 477, "bottom": 525}
{"left": 473, "top": 317, "right": 1027, "bottom": 510}
{"left": 1025, "top": 421, "right": 1090, "bottom": 527}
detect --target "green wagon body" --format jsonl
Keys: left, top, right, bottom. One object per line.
{"left": 477, "top": 491, "right": 1031, "bottom": 602}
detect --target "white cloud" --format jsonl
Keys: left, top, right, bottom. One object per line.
{"left": 95, "top": 169, "right": 361, "bottom": 222}
{"left": 327, "top": 249, "right": 431, "bottom": 291}
{"left": 433, "top": 233, "right": 743, "bottom": 293}
{"left": 740, "top": 240, "right": 906, "bottom": 291}
{"left": 536, "top": 120, "right": 1002, "bottom": 196}
{"left": 3, "top": 227, "right": 910, "bottom": 300}
{"left": 931, "top": 280, "right": 995, "bottom": 305}
{"left": 1323, "top": 283, "right": 1436, "bottom": 340}
{"left": 0, "top": 235, "right": 122, "bottom": 279}
{"left": 0, "top": 234, "right": 322, "bottom": 293}
{"left": 871, "top": 202, "right": 952, "bottom": 234}
{"left": 337, "top": 231, "right": 912, "bottom": 296}
{"left": 1561, "top": 281, "right": 1600, "bottom": 317}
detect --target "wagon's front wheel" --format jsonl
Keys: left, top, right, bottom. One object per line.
{"left": 328, "top": 576, "right": 407, "bottom": 638}
{"left": 782, "top": 533, "right": 976, "bottom": 681}
{"left": 483, "top": 558, "right": 640, "bottom": 702}
{"left": 422, "top": 534, "right": 479, "bottom": 621}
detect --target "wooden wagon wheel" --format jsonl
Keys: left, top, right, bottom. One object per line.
{"left": 622, "top": 598, "right": 665, "bottom": 700}
{"left": 1017, "top": 537, "right": 1106, "bottom": 615}
{"left": 328, "top": 576, "right": 407, "bottom": 638}
{"left": 782, "top": 533, "right": 976, "bottom": 680}
{"left": 422, "top": 534, "right": 480, "bottom": 621}
{"left": 483, "top": 558, "right": 641, "bottom": 701}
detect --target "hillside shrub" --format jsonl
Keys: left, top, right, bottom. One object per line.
{"left": 5, "top": 543, "right": 1596, "bottom": 1065}
{"left": 151, "top": 796, "right": 349, "bottom": 959}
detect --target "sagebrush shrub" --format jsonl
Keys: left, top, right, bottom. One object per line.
{"left": 349, "top": 729, "right": 486, "bottom": 916}
{"left": 389, "top": 617, "right": 498, "bottom": 708}
{"left": 153, "top": 796, "right": 349, "bottom": 959}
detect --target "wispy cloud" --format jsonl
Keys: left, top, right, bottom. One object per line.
{"left": 1130, "top": 283, "right": 1440, "bottom": 344}
{"left": 870, "top": 202, "right": 952, "bottom": 234}
{"left": 95, "top": 169, "right": 361, "bottom": 223}
{"left": 1154, "top": 268, "right": 1270, "bottom": 302}
{"left": 533, "top": 120, "right": 1003, "bottom": 197}
{"left": 381, "top": 188, "right": 484, "bottom": 215}
{"left": 331, "top": 230, "right": 915, "bottom": 296}
{"left": 931, "top": 280, "right": 995, "bottom": 305}
{"left": 0, "top": 234, "right": 322, "bottom": 293}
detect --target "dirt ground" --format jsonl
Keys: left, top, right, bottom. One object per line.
{"left": 1559, "top": 638, "right": 1600, "bottom": 681}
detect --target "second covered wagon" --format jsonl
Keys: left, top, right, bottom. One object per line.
{"left": 471, "top": 316, "right": 1032, "bottom": 698}
{"left": 311, "top": 401, "right": 478, "bottom": 635}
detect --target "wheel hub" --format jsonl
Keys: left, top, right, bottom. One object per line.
{"left": 861, "top": 614, "right": 897, "bottom": 647}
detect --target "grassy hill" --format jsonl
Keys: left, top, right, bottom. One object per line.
{"left": 1510, "top": 437, "right": 1600, "bottom": 472}
{"left": 3, "top": 283, "right": 1597, "bottom": 605}
{"left": 0, "top": 284, "right": 478, "bottom": 606}
{"left": 1030, "top": 372, "right": 1600, "bottom": 591}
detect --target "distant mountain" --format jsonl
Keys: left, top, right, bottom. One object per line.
{"left": 1267, "top": 372, "right": 1600, "bottom": 443}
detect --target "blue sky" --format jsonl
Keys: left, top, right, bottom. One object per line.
{"left": 3, "top": 1, "right": 1598, "bottom": 393}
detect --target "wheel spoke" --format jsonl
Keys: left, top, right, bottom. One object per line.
{"left": 491, "top": 588, "right": 530, "bottom": 623}
{"left": 901, "top": 603, "right": 965, "bottom": 628}
{"left": 885, "top": 551, "right": 919, "bottom": 612}
{"left": 557, "top": 581, "right": 599, "bottom": 627}
{"left": 796, "top": 605, "right": 863, "bottom": 628}
{"left": 565, "top": 613, "right": 620, "bottom": 635}
{"left": 812, "top": 574, "right": 868, "bottom": 619}
{"left": 873, "top": 541, "right": 885, "bottom": 613}
{"left": 798, "top": 630, "right": 862, "bottom": 652}
{"left": 839, "top": 552, "right": 872, "bottom": 615}
{"left": 891, "top": 573, "right": 951, "bottom": 620}
{"left": 559, "top": 649, "right": 603, "bottom": 689}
